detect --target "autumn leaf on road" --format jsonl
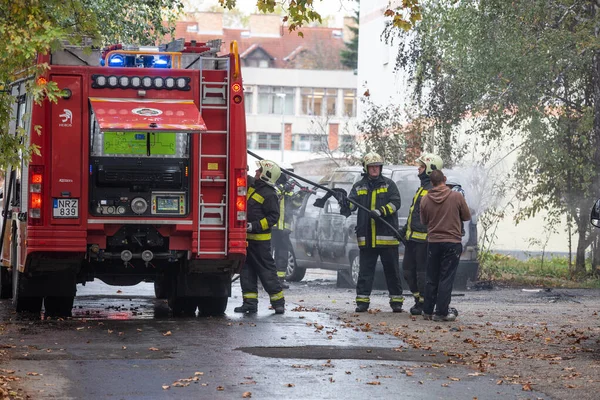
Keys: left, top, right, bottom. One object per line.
{"left": 366, "top": 381, "right": 381, "bottom": 385}
{"left": 148, "top": 347, "right": 159, "bottom": 351}
{"left": 162, "top": 385, "right": 170, "bottom": 390}
{"left": 242, "top": 392, "right": 252, "bottom": 398}
{"left": 285, "top": 383, "right": 295, "bottom": 387}
{"left": 217, "top": 386, "right": 224, "bottom": 391}
{"left": 522, "top": 383, "right": 532, "bottom": 391}
{"left": 163, "top": 331, "right": 172, "bottom": 336}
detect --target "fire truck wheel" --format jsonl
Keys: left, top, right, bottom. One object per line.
{"left": 12, "top": 271, "right": 43, "bottom": 314}
{"left": 0, "top": 267, "right": 11, "bottom": 299}
{"left": 197, "top": 296, "right": 228, "bottom": 317}
{"left": 168, "top": 296, "right": 197, "bottom": 316}
{"left": 44, "top": 296, "right": 75, "bottom": 318}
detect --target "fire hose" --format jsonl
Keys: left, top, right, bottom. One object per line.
{"left": 247, "top": 150, "right": 407, "bottom": 245}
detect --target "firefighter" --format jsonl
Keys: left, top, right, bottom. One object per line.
{"left": 399, "top": 153, "right": 444, "bottom": 316}
{"left": 234, "top": 160, "right": 285, "bottom": 314}
{"left": 272, "top": 165, "right": 303, "bottom": 289}
{"left": 338, "top": 152, "right": 404, "bottom": 313}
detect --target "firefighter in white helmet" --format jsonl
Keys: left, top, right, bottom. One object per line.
{"left": 399, "top": 152, "right": 444, "bottom": 316}
{"left": 234, "top": 160, "right": 285, "bottom": 314}
{"left": 339, "top": 152, "right": 404, "bottom": 313}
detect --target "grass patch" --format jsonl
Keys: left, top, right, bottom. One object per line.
{"left": 479, "top": 252, "right": 600, "bottom": 288}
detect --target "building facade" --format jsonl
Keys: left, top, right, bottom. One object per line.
{"left": 172, "top": 12, "right": 359, "bottom": 166}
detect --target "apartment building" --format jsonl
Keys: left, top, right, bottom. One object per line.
{"left": 172, "top": 12, "right": 359, "bottom": 166}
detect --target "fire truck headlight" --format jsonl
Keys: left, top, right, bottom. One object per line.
{"left": 176, "top": 78, "right": 187, "bottom": 89}
{"left": 119, "top": 76, "right": 130, "bottom": 87}
{"left": 142, "top": 76, "right": 153, "bottom": 88}
{"left": 95, "top": 75, "right": 107, "bottom": 87}
{"left": 153, "top": 77, "right": 164, "bottom": 89}
{"left": 165, "top": 77, "right": 175, "bottom": 89}
{"left": 131, "top": 76, "right": 141, "bottom": 88}
{"left": 108, "top": 75, "right": 118, "bottom": 88}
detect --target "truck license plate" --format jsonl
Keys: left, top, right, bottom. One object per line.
{"left": 53, "top": 199, "right": 79, "bottom": 218}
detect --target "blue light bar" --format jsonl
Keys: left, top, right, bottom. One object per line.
{"left": 108, "top": 54, "right": 125, "bottom": 67}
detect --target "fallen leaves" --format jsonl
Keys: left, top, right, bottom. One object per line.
{"left": 163, "top": 331, "right": 172, "bottom": 336}
{"left": 366, "top": 381, "right": 381, "bottom": 385}
{"left": 148, "top": 347, "right": 159, "bottom": 351}
{"left": 242, "top": 392, "right": 252, "bottom": 398}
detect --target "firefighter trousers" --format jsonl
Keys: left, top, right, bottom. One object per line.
{"left": 240, "top": 240, "right": 284, "bottom": 306}
{"left": 356, "top": 247, "right": 403, "bottom": 300}
{"left": 403, "top": 240, "right": 428, "bottom": 303}
{"left": 271, "top": 228, "right": 291, "bottom": 279}
{"left": 423, "top": 242, "right": 462, "bottom": 316}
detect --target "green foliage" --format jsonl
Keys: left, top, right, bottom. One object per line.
{"left": 0, "top": 0, "right": 183, "bottom": 170}
{"left": 389, "top": 0, "right": 600, "bottom": 270}
{"left": 340, "top": 0, "right": 359, "bottom": 70}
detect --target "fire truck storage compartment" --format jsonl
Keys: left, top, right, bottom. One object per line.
{"left": 89, "top": 157, "right": 190, "bottom": 217}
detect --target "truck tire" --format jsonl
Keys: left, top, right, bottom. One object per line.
{"left": 0, "top": 267, "right": 11, "bottom": 299}
{"left": 12, "top": 270, "right": 42, "bottom": 314}
{"left": 285, "top": 248, "right": 305, "bottom": 282}
{"left": 44, "top": 296, "right": 75, "bottom": 318}
{"left": 197, "top": 296, "right": 228, "bottom": 316}
{"left": 168, "top": 295, "right": 197, "bottom": 316}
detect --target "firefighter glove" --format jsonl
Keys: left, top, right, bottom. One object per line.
{"left": 370, "top": 209, "right": 382, "bottom": 219}
{"left": 246, "top": 223, "right": 252, "bottom": 232}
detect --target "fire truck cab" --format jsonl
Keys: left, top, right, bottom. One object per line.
{"left": 0, "top": 39, "right": 248, "bottom": 316}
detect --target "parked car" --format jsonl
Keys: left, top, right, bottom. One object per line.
{"left": 285, "top": 165, "right": 479, "bottom": 290}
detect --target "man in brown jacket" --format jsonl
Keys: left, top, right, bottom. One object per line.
{"left": 420, "top": 170, "right": 471, "bottom": 321}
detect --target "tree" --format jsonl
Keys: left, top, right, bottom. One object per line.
{"left": 389, "top": 0, "right": 600, "bottom": 274}
{"left": 0, "top": 0, "right": 183, "bottom": 169}
{"left": 340, "top": 0, "right": 359, "bottom": 70}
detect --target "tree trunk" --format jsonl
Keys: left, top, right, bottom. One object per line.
{"left": 575, "top": 211, "right": 588, "bottom": 275}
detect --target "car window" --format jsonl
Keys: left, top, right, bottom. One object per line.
{"left": 395, "top": 173, "right": 421, "bottom": 218}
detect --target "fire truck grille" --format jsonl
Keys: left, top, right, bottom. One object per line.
{"left": 98, "top": 168, "right": 182, "bottom": 186}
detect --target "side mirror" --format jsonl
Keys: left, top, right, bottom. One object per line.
{"left": 591, "top": 199, "right": 600, "bottom": 228}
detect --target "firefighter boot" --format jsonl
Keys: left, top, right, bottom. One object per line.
{"left": 234, "top": 300, "right": 258, "bottom": 314}
{"left": 410, "top": 297, "right": 424, "bottom": 316}
{"left": 272, "top": 300, "right": 285, "bottom": 314}
{"left": 355, "top": 303, "right": 369, "bottom": 313}
{"left": 390, "top": 301, "right": 404, "bottom": 313}
{"left": 279, "top": 278, "right": 290, "bottom": 289}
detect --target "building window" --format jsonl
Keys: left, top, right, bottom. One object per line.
{"left": 256, "top": 133, "right": 281, "bottom": 150}
{"left": 343, "top": 89, "right": 357, "bottom": 117}
{"left": 257, "top": 86, "right": 294, "bottom": 115}
{"left": 244, "top": 85, "right": 254, "bottom": 114}
{"left": 339, "top": 135, "right": 355, "bottom": 152}
{"left": 186, "top": 24, "right": 198, "bottom": 32}
{"left": 292, "top": 134, "right": 328, "bottom": 152}
{"left": 301, "top": 88, "right": 337, "bottom": 116}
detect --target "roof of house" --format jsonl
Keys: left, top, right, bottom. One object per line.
{"left": 171, "top": 23, "right": 349, "bottom": 70}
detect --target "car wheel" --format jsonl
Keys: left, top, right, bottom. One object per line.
{"left": 285, "top": 248, "right": 306, "bottom": 282}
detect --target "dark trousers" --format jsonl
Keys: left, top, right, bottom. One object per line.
{"left": 271, "top": 228, "right": 291, "bottom": 278}
{"left": 357, "top": 247, "right": 403, "bottom": 298}
{"left": 423, "top": 242, "right": 462, "bottom": 316}
{"left": 403, "top": 240, "right": 428, "bottom": 300}
{"left": 240, "top": 240, "right": 284, "bottom": 305}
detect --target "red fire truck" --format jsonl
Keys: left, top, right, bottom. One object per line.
{"left": 0, "top": 39, "right": 248, "bottom": 316}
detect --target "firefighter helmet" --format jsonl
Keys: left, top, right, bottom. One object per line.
{"left": 256, "top": 160, "right": 281, "bottom": 186}
{"left": 362, "top": 152, "right": 384, "bottom": 172}
{"left": 416, "top": 153, "right": 443, "bottom": 175}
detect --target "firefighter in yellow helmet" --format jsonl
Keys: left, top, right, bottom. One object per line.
{"left": 340, "top": 152, "right": 404, "bottom": 313}
{"left": 399, "top": 152, "right": 443, "bottom": 316}
{"left": 234, "top": 160, "right": 285, "bottom": 314}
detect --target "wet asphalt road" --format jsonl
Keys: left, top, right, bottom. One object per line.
{"left": 0, "top": 272, "right": 547, "bottom": 399}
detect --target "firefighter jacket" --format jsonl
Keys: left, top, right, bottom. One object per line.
{"left": 246, "top": 180, "right": 280, "bottom": 241}
{"left": 347, "top": 174, "right": 401, "bottom": 248}
{"left": 400, "top": 173, "right": 432, "bottom": 243}
{"left": 275, "top": 184, "right": 307, "bottom": 231}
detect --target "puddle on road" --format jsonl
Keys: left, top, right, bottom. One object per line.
{"left": 237, "top": 345, "right": 452, "bottom": 363}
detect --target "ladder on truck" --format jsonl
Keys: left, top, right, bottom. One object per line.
{"left": 197, "top": 54, "right": 231, "bottom": 256}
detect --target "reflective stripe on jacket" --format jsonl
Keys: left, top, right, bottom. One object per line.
{"left": 348, "top": 175, "right": 401, "bottom": 248}
{"left": 246, "top": 180, "right": 280, "bottom": 241}
{"left": 404, "top": 183, "right": 431, "bottom": 242}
